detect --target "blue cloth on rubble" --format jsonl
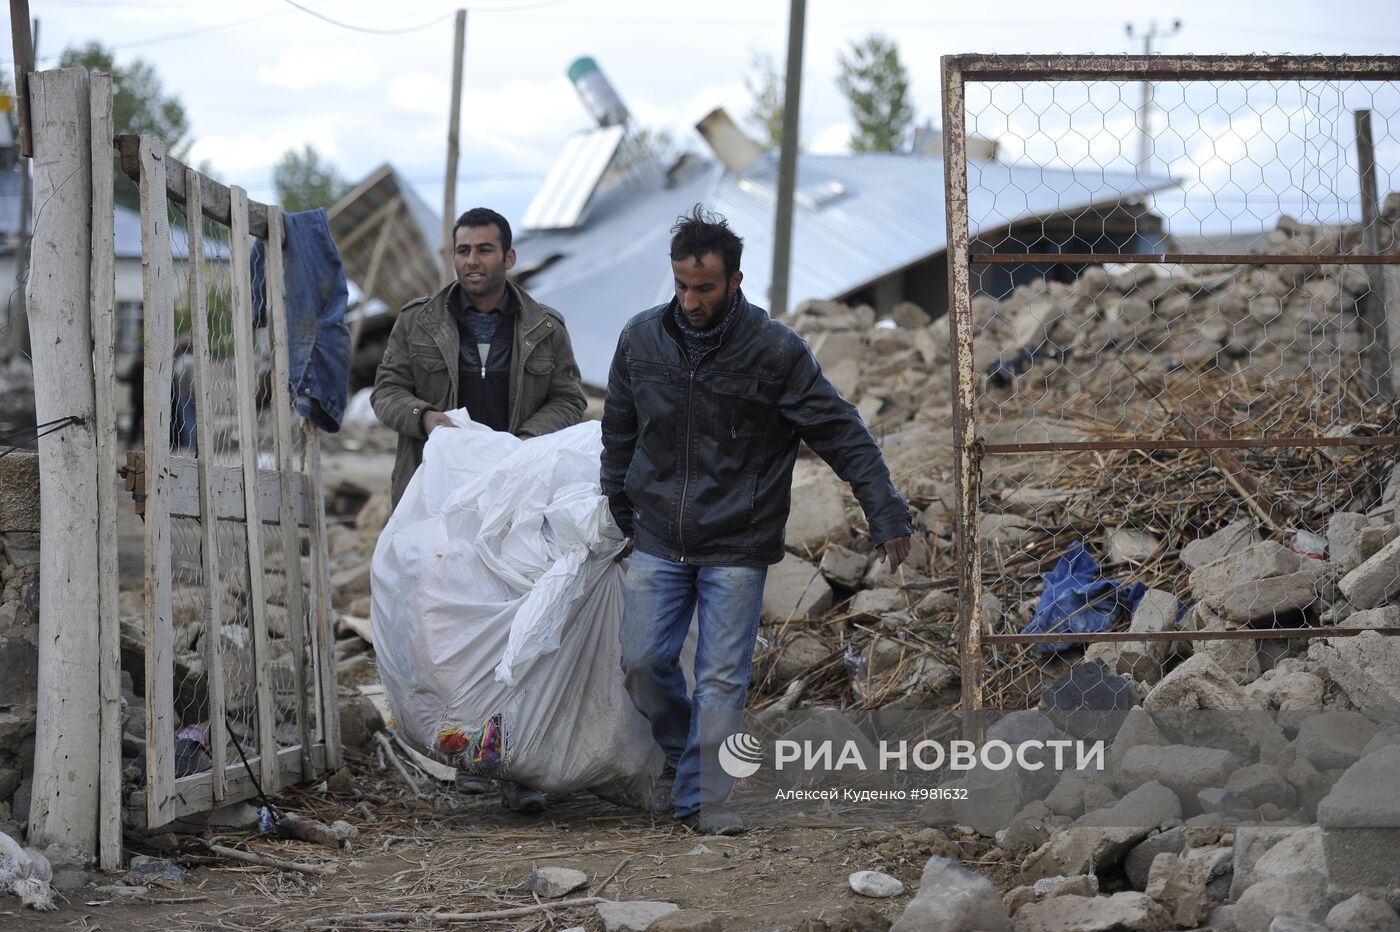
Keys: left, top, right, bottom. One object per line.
{"left": 1021, "top": 541, "right": 1147, "bottom": 653}
{"left": 251, "top": 208, "right": 351, "bottom": 432}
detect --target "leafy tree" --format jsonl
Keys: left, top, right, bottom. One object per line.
{"left": 836, "top": 34, "right": 915, "bottom": 153}
{"left": 274, "top": 144, "right": 348, "bottom": 213}
{"left": 60, "top": 41, "right": 191, "bottom": 212}
{"left": 744, "top": 49, "right": 784, "bottom": 149}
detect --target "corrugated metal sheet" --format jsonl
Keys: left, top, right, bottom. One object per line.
{"left": 515, "top": 150, "right": 1170, "bottom": 387}
{"left": 521, "top": 124, "right": 626, "bottom": 231}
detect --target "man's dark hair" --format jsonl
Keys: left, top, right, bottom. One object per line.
{"left": 669, "top": 204, "right": 743, "bottom": 280}
{"left": 453, "top": 207, "right": 512, "bottom": 252}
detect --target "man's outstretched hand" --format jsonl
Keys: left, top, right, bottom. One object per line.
{"left": 878, "top": 535, "right": 912, "bottom": 572}
{"left": 422, "top": 411, "right": 455, "bottom": 435}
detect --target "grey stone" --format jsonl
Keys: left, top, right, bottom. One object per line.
{"left": 1233, "top": 871, "right": 1329, "bottom": 932}
{"left": 850, "top": 870, "right": 904, "bottom": 898}
{"left": 1307, "top": 635, "right": 1400, "bottom": 722}
{"left": 596, "top": 901, "right": 682, "bottom": 932}
{"left": 1326, "top": 894, "right": 1400, "bottom": 931}
{"left": 126, "top": 855, "right": 185, "bottom": 886}
{"left": 850, "top": 588, "right": 905, "bottom": 620}
{"left": 1329, "top": 512, "right": 1371, "bottom": 575}
{"left": 1246, "top": 670, "right": 1326, "bottom": 713}
{"left": 1039, "top": 660, "right": 1137, "bottom": 742}
{"left": 1340, "top": 534, "right": 1400, "bottom": 610}
{"left": 920, "top": 764, "right": 1024, "bottom": 837}
{"left": 1125, "top": 827, "right": 1188, "bottom": 891}
{"left": 1022, "top": 782, "right": 1181, "bottom": 882}
{"left": 1191, "top": 541, "right": 1304, "bottom": 600}
{"left": 1011, "top": 892, "right": 1171, "bottom": 932}
{"left": 761, "top": 555, "right": 833, "bottom": 625}
{"left": 1297, "top": 711, "right": 1380, "bottom": 771}
{"left": 1107, "top": 527, "right": 1161, "bottom": 563}
{"left": 1144, "top": 653, "right": 1268, "bottom": 712}
{"left": 987, "top": 711, "right": 1071, "bottom": 802}
{"left": 525, "top": 866, "right": 588, "bottom": 898}
{"left": 768, "top": 631, "right": 830, "bottom": 681}
{"left": 1198, "top": 787, "right": 1247, "bottom": 816}
{"left": 1108, "top": 588, "right": 1178, "bottom": 684}
{"left": 1228, "top": 764, "right": 1297, "bottom": 809}
{"left": 1230, "top": 828, "right": 1318, "bottom": 901}
{"left": 1268, "top": 921, "right": 1329, "bottom": 932}
{"left": 819, "top": 544, "right": 867, "bottom": 590}
{"left": 1145, "top": 852, "right": 1210, "bottom": 928}
{"left": 649, "top": 912, "right": 726, "bottom": 932}
{"left": 0, "top": 453, "right": 40, "bottom": 533}
{"left": 51, "top": 867, "right": 91, "bottom": 891}
{"left": 1182, "top": 519, "right": 1261, "bottom": 570}
{"left": 891, "top": 855, "right": 1012, "bottom": 932}
{"left": 997, "top": 820, "right": 1051, "bottom": 853}
{"left": 1031, "top": 874, "right": 1099, "bottom": 899}
{"left": 1349, "top": 607, "right": 1400, "bottom": 629}
{"left": 1117, "top": 745, "right": 1240, "bottom": 809}
{"left": 786, "top": 472, "right": 851, "bottom": 552}
{"left": 1045, "top": 770, "right": 1118, "bottom": 821}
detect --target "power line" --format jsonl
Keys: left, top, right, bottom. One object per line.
{"left": 278, "top": 0, "right": 454, "bottom": 35}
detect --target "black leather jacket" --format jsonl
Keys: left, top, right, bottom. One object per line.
{"left": 600, "top": 292, "right": 913, "bottom": 566}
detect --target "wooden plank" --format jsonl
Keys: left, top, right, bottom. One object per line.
{"left": 146, "top": 454, "right": 312, "bottom": 525}
{"left": 136, "top": 743, "right": 327, "bottom": 830}
{"left": 139, "top": 135, "right": 178, "bottom": 830}
{"left": 265, "top": 206, "right": 313, "bottom": 774}
{"left": 9, "top": 0, "right": 33, "bottom": 156}
{"left": 115, "top": 135, "right": 274, "bottom": 239}
{"left": 305, "top": 422, "right": 342, "bottom": 767}
{"left": 25, "top": 68, "right": 101, "bottom": 853}
{"left": 185, "top": 169, "right": 227, "bottom": 803}
{"left": 442, "top": 9, "right": 466, "bottom": 275}
{"left": 228, "top": 186, "right": 280, "bottom": 792}
{"left": 89, "top": 71, "right": 122, "bottom": 872}
{"left": 349, "top": 202, "right": 401, "bottom": 350}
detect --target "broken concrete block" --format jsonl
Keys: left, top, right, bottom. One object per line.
{"left": 1191, "top": 540, "right": 1302, "bottom": 595}
{"left": 1340, "top": 534, "right": 1400, "bottom": 610}
{"left": 1181, "top": 518, "right": 1261, "bottom": 570}
{"left": 1039, "top": 660, "right": 1136, "bottom": 742}
{"left": 760, "top": 554, "right": 832, "bottom": 625}
{"left": 1297, "top": 711, "right": 1380, "bottom": 771}
{"left": 785, "top": 472, "right": 851, "bottom": 553}
{"left": 1021, "top": 782, "right": 1181, "bottom": 882}
{"left": 818, "top": 543, "right": 866, "bottom": 590}
{"left": 1117, "top": 745, "right": 1240, "bottom": 811}
{"left": 1145, "top": 852, "right": 1210, "bottom": 927}
{"left": 1227, "top": 763, "right": 1297, "bottom": 809}
{"left": 1143, "top": 653, "right": 1268, "bottom": 712}
{"left": 1325, "top": 894, "right": 1400, "bottom": 932}
{"left": 1087, "top": 588, "right": 1176, "bottom": 684}
{"left": 596, "top": 901, "right": 681, "bottom": 932}
{"left": 1107, "top": 526, "right": 1161, "bottom": 564}
{"left": 890, "top": 855, "right": 1012, "bottom": 932}
{"left": 1124, "top": 827, "right": 1188, "bottom": 891}
{"left": 1318, "top": 745, "right": 1400, "bottom": 908}
{"left": 1011, "top": 892, "right": 1171, "bottom": 932}
{"left": 767, "top": 631, "right": 830, "bottom": 681}
{"left": 1233, "top": 871, "right": 1329, "bottom": 932}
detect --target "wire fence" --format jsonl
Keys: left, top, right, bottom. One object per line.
{"left": 943, "top": 54, "right": 1400, "bottom": 721}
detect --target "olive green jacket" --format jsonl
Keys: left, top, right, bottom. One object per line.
{"left": 371, "top": 280, "right": 587, "bottom": 505}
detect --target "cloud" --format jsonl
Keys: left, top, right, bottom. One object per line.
{"left": 256, "top": 47, "right": 374, "bottom": 91}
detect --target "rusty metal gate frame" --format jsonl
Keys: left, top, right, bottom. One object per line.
{"left": 940, "top": 54, "right": 1400, "bottom": 734}
{"left": 111, "top": 131, "right": 343, "bottom": 828}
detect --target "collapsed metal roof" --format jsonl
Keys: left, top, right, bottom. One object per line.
{"left": 514, "top": 150, "right": 1170, "bottom": 387}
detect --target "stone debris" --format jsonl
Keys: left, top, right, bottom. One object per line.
{"left": 848, "top": 870, "right": 904, "bottom": 898}
{"left": 890, "top": 856, "right": 1012, "bottom": 932}
{"left": 595, "top": 900, "right": 682, "bottom": 932}
{"left": 525, "top": 866, "right": 588, "bottom": 898}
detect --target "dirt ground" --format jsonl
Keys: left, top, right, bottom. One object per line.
{"left": 5, "top": 755, "right": 1017, "bottom": 931}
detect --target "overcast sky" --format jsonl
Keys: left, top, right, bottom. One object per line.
{"left": 9, "top": 0, "right": 1400, "bottom": 235}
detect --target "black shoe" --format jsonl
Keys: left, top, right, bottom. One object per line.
{"left": 453, "top": 770, "right": 492, "bottom": 795}
{"left": 650, "top": 762, "right": 678, "bottom": 815}
{"left": 498, "top": 779, "right": 547, "bottom": 814}
{"left": 679, "top": 807, "right": 745, "bottom": 836}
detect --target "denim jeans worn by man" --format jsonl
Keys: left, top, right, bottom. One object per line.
{"left": 600, "top": 206, "right": 913, "bottom": 835}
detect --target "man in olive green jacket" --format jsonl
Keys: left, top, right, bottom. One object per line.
{"left": 372, "top": 208, "right": 586, "bottom": 508}
{"left": 371, "top": 208, "right": 585, "bottom": 815}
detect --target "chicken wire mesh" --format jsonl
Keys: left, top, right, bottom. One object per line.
{"left": 945, "top": 56, "right": 1400, "bottom": 716}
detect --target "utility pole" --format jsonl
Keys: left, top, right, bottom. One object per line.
{"left": 769, "top": 0, "right": 806, "bottom": 319}
{"left": 7, "top": 3, "right": 36, "bottom": 360}
{"left": 1124, "top": 19, "right": 1181, "bottom": 176}
{"left": 442, "top": 9, "right": 466, "bottom": 278}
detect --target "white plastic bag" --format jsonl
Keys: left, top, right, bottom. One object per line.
{"left": 370, "top": 411, "right": 664, "bottom": 806}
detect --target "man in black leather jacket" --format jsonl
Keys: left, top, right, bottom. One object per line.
{"left": 601, "top": 205, "right": 913, "bottom": 834}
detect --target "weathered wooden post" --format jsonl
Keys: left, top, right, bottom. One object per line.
{"left": 25, "top": 67, "right": 101, "bottom": 853}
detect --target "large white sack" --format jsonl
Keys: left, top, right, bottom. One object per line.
{"left": 370, "top": 412, "right": 664, "bottom": 806}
